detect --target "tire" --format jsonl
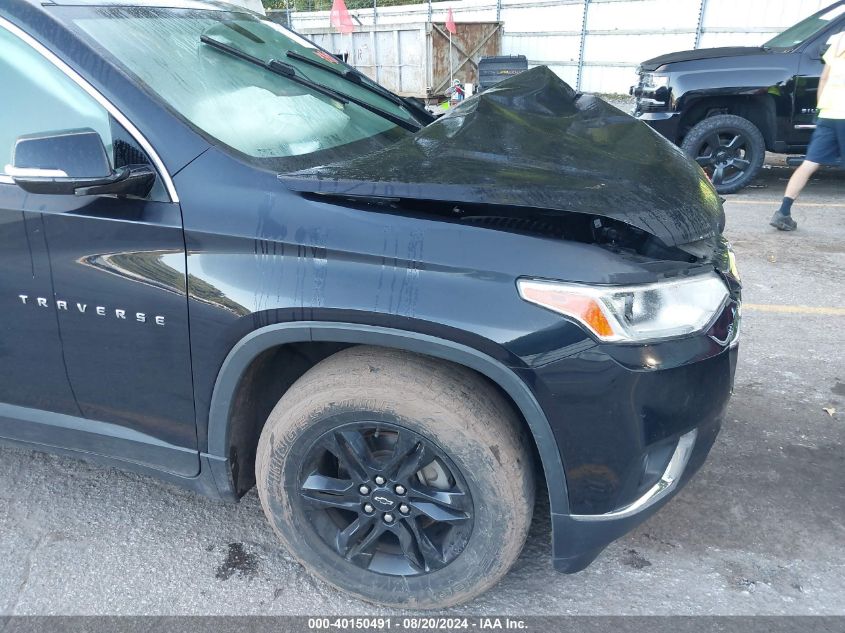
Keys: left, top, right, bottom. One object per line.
{"left": 680, "top": 114, "right": 765, "bottom": 194}
{"left": 255, "top": 346, "right": 535, "bottom": 608}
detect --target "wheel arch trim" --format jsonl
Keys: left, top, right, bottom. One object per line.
{"left": 677, "top": 92, "right": 776, "bottom": 146}
{"left": 206, "top": 321, "right": 570, "bottom": 514}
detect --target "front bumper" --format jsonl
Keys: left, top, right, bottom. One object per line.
{"left": 514, "top": 317, "right": 738, "bottom": 572}
{"left": 636, "top": 110, "right": 682, "bottom": 144}
{"left": 551, "top": 413, "right": 721, "bottom": 572}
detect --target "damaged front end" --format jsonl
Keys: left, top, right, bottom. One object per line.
{"left": 274, "top": 67, "right": 740, "bottom": 575}
{"left": 279, "top": 66, "right": 730, "bottom": 272}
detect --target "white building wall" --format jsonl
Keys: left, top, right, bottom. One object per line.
{"left": 287, "top": 0, "right": 831, "bottom": 94}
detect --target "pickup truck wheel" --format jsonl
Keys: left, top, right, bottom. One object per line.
{"left": 255, "top": 346, "right": 535, "bottom": 608}
{"left": 680, "top": 114, "right": 765, "bottom": 194}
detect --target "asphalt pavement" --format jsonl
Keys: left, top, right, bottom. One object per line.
{"left": 0, "top": 161, "right": 843, "bottom": 616}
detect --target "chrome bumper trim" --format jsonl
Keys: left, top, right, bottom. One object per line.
{"left": 570, "top": 429, "right": 698, "bottom": 522}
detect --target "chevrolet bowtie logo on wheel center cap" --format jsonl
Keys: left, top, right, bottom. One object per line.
{"left": 371, "top": 494, "right": 396, "bottom": 510}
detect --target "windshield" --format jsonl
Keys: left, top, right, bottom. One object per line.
{"left": 764, "top": 4, "right": 845, "bottom": 50}
{"left": 64, "top": 7, "right": 419, "bottom": 167}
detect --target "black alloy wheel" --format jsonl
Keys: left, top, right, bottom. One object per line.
{"left": 680, "top": 114, "right": 765, "bottom": 194}
{"left": 255, "top": 346, "right": 535, "bottom": 608}
{"left": 694, "top": 131, "right": 752, "bottom": 186}
{"left": 297, "top": 421, "right": 474, "bottom": 576}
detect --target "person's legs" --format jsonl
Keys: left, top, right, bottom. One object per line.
{"left": 784, "top": 160, "right": 821, "bottom": 200}
{"left": 770, "top": 121, "right": 837, "bottom": 231}
{"left": 770, "top": 160, "right": 820, "bottom": 229}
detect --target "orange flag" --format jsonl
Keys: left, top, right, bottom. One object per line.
{"left": 446, "top": 7, "right": 457, "bottom": 34}
{"left": 330, "top": 0, "right": 354, "bottom": 34}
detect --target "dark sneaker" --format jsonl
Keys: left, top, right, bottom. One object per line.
{"left": 770, "top": 212, "right": 797, "bottom": 231}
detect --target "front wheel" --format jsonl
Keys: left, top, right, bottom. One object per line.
{"left": 680, "top": 114, "right": 765, "bottom": 194}
{"left": 255, "top": 346, "right": 535, "bottom": 608}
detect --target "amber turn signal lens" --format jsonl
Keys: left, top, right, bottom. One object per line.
{"left": 518, "top": 283, "right": 615, "bottom": 339}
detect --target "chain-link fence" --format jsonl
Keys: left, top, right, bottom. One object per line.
{"left": 263, "top": 0, "right": 449, "bottom": 10}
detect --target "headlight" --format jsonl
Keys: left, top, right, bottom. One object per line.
{"left": 517, "top": 273, "right": 730, "bottom": 343}
{"left": 642, "top": 73, "right": 670, "bottom": 90}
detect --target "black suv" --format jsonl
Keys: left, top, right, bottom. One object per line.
{"left": 633, "top": 1, "right": 845, "bottom": 193}
{"left": 1, "top": 0, "right": 740, "bottom": 608}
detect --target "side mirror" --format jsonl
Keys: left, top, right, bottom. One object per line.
{"left": 5, "top": 128, "right": 155, "bottom": 197}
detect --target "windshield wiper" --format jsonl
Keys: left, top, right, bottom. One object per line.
{"left": 286, "top": 50, "right": 433, "bottom": 125}
{"left": 201, "top": 35, "right": 348, "bottom": 103}
{"left": 200, "top": 35, "right": 420, "bottom": 132}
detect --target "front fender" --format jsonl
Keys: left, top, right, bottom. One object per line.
{"left": 205, "top": 321, "right": 571, "bottom": 517}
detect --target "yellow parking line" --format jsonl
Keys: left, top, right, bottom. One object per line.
{"left": 727, "top": 199, "right": 845, "bottom": 208}
{"left": 744, "top": 303, "right": 845, "bottom": 316}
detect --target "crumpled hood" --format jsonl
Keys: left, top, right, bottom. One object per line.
{"left": 279, "top": 66, "right": 724, "bottom": 247}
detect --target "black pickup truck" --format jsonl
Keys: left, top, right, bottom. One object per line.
{"left": 633, "top": 1, "right": 845, "bottom": 193}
